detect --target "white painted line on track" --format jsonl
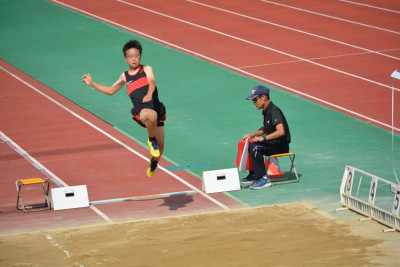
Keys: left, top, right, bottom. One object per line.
{"left": 89, "top": 206, "right": 113, "bottom": 223}
{"left": 187, "top": 0, "right": 400, "bottom": 60}
{"left": 117, "top": 0, "right": 398, "bottom": 92}
{"left": 48, "top": 0, "right": 400, "bottom": 132}
{"left": 239, "top": 48, "right": 400, "bottom": 69}
{"left": 261, "top": 0, "right": 400, "bottom": 34}
{"left": 0, "top": 127, "right": 113, "bottom": 223}
{"left": 1, "top": 65, "right": 230, "bottom": 213}
{"left": 340, "top": 0, "right": 400, "bottom": 14}
{"left": 0, "top": 131, "right": 68, "bottom": 187}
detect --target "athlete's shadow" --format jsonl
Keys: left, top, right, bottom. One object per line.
{"left": 159, "top": 195, "right": 194, "bottom": 210}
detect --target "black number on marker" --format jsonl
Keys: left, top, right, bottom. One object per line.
{"left": 394, "top": 190, "right": 400, "bottom": 210}
{"left": 370, "top": 182, "right": 376, "bottom": 200}
{"left": 347, "top": 172, "right": 352, "bottom": 192}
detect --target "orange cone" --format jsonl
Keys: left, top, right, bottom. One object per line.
{"left": 265, "top": 156, "right": 286, "bottom": 178}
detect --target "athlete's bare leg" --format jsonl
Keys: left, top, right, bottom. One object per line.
{"left": 140, "top": 108, "right": 157, "bottom": 138}
{"left": 153, "top": 126, "right": 164, "bottom": 161}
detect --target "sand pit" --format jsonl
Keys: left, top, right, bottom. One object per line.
{"left": 1, "top": 202, "right": 399, "bottom": 266}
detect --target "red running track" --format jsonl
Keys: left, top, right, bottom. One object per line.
{"left": 51, "top": 0, "right": 400, "bottom": 133}
{"left": 0, "top": 60, "right": 242, "bottom": 235}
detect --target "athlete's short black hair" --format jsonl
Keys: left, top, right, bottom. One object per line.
{"left": 123, "top": 40, "right": 142, "bottom": 56}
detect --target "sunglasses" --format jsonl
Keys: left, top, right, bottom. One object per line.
{"left": 252, "top": 96, "right": 261, "bottom": 103}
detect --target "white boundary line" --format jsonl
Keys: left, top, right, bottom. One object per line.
{"left": 47, "top": 0, "right": 400, "bottom": 131}
{"left": 0, "top": 129, "right": 113, "bottom": 223}
{"left": 340, "top": 0, "right": 400, "bottom": 14}
{"left": 187, "top": 0, "right": 400, "bottom": 60}
{"left": 239, "top": 48, "right": 400, "bottom": 69}
{"left": 1, "top": 66, "right": 230, "bottom": 211}
{"left": 0, "top": 131, "right": 68, "bottom": 187}
{"left": 261, "top": 0, "right": 400, "bottom": 34}
{"left": 116, "top": 0, "right": 398, "bottom": 92}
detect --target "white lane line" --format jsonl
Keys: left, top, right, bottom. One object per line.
{"left": 1, "top": 66, "right": 230, "bottom": 211}
{"left": 0, "top": 128, "right": 113, "bottom": 223}
{"left": 117, "top": 0, "right": 397, "bottom": 92}
{"left": 239, "top": 48, "right": 400, "bottom": 68}
{"left": 340, "top": 0, "right": 400, "bottom": 14}
{"left": 187, "top": 0, "right": 400, "bottom": 60}
{"left": 48, "top": 0, "right": 399, "bottom": 132}
{"left": 261, "top": 0, "right": 400, "bottom": 34}
{"left": 90, "top": 206, "right": 113, "bottom": 223}
{"left": 0, "top": 131, "right": 68, "bottom": 187}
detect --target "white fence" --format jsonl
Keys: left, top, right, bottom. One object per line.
{"left": 340, "top": 165, "right": 400, "bottom": 231}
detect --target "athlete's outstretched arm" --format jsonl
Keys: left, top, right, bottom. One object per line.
{"left": 82, "top": 73, "right": 125, "bottom": 95}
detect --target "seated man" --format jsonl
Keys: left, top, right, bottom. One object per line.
{"left": 236, "top": 85, "right": 291, "bottom": 189}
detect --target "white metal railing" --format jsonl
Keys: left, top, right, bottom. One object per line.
{"left": 339, "top": 165, "right": 400, "bottom": 231}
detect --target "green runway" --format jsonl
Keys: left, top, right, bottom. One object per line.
{"left": 1, "top": 0, "right": 399, "bottom": 211}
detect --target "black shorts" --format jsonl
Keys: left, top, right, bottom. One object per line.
{"left": 131, "top": 103, "right": 166, "bottom": 128}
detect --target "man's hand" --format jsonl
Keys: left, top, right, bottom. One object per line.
{"left": 243, "top": 134, "right": 251, "bottom": 140}
{"left": 253, "top": 136, "right": 265, "bottom": 142}
{"left": 82, "top": 73, "right": 94, "bottom": 87}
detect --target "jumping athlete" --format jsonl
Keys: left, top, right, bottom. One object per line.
{"left": 82, "top": 40, "right": 166, "bottom": 177}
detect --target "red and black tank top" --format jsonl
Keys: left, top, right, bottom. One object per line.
{"left": 124, "top": 65, "right": 161, "bottom": 111}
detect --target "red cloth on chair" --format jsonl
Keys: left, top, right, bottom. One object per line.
{"left": 235, "top": 139, "right": 254, "bottom": 171}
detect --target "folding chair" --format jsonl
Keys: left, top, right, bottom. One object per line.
{"left": 16, "top": 178, "right": 51, "bottom": 212}
{"left": 265, "top": 152, "right": 299, "bottom": 185}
